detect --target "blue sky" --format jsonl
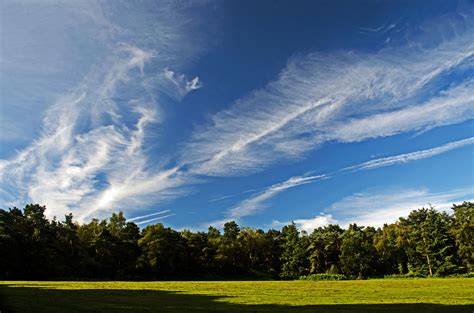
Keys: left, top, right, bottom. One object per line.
{"left": 0, "top": 0, "right": 473, "bottom": 231}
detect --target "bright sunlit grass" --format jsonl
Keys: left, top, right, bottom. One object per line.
{"left": 1, "top": 278, "right": 473, "bottom": 312}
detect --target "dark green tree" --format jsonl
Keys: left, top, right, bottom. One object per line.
{"left": 373, "top": 222, "right": 406, "bottom": 275}
{"left": 340, "top": 224, "right": 376, "bottom": 278}
{"left": 223, "top": 221, "right": 240, "bottom": 240}
{"left": 399, "top": 208, "right": 458, "bottom": 276}
{"left": 308, "top": 224, "right": 344, "bottom": 274}
{"left": 138, "top": 223, "right": 187, "bottom": 279}
{"left": 1, "top": 202, "right": 470, "bottom": 280}
{"left": 451, "top": 202, "right": 474, "bottom": 272}
{"left": 279, "top": 223, "right": 309, "bottom": 279}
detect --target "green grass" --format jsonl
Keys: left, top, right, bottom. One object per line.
{"left": 1, "top": 279, "right": 473, "bottom": 312}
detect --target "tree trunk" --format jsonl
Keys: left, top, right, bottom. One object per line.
{"left": 426, "top": 254, "right": 433, "bottom": 276}
{"left": 422, "top": 237, "right": 433, "bottom": 277}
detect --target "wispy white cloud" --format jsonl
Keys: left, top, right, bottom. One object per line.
{"left": 227, "top": 175, "right": 327, "bottom": 220}
{"left": 199, "top": 175, "right": 327, "bottom": 228}
{"left": 219, "top": 136, "right": 474, "bottom": 223}
{"left": 0, "top": 0, "right": 208, "bottom": 145}
{"left": 2, "top": 2, "right": 473, "bottom": 229}
{"left": 161, "top": 68, "right": 202, "bottom": 100}
{"left": 294, "top": 214, "right": 336, "bottom": 233}
{"left": 135, "top": 213, "right": 176, "bottom": 226}
{"left": 209, "top": 194, "right": 237, "bottom": 203}
{"left": 201, "top": 175, "right": 327, "bottom": 229}
{"left": 324, "top": 187, "right": 474, "bottom": 228}
{"left": 344, "top": 137, "right": 474, "bottom": 171}
{"left": 0, "top": 47, "right": 190, "bottom": 221}
{"left": 328, "top": 81, "right": 474, "bottom": 143}
{"left": 127, "top": 209, "right": 171, "bottom": 222}
{"left": 269, "top": 213, "right": 336, "bottom": 233}
{"left": 358, "top": 23, "right": 397, "bottom": 33}
{"left": 181, "top": 14, "right": 473, "bottom": 177}
{"left": 272, "top": 187, "right": 473, "bottom": 232}
{"left": 0, "top": 1, "right": 119, "bottom": 143}
{"left": 0, "top": 2, "right": 206, "bottom": 221}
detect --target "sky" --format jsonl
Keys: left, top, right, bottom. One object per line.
{"left": 0, "top": 0, "right": 473, "bottom": 231}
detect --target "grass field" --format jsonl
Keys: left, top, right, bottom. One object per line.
{"left": 1, "top": 279, "right": 473, "bottom": 313}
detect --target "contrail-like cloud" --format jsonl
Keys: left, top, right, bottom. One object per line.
{"left": 273, "top": 187, "right": 473, "bottom": 232}
{"left": 223, "top": 137, "right": 474, "bottom": 222}
{"left": 127, "top": 209, "right": 172, "bottom": 222}
{"left": 343, "top": 137, "right": 474, "bottom": 171}
{"left": 135, "top": 214, "right": 176, "bottom": 226}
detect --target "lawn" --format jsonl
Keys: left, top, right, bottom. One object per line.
{"left": 0, "top": 279, "right": 473, "bottom": 313}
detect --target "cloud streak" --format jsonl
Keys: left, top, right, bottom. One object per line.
{"left": 181, "top": 13, "right": 474, "bottom": 177}
{"left": 344, "top": 137, "right": 474, "bottom": 171}
{"left": 224, "top": 137, "right": 474, "bottom": 222}
{"left": 272, "top": 187, "right": 473, "bottom": 232}
{"left": 227, "top": 175, "right": 327, "bottom": 220}
{"left": 135, "top": 214, "right": 176, "bottom": 226}
{"left": 127, "top": 209, "right": 172, "bottom": 222}
{"left": 325, "top": 187, "right": 474, "bottom": 228}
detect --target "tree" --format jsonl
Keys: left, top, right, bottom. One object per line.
{"left": 22, "top": 204, "right": 59, "bottom": 278}
{"left": 238, "top": 227, "right": 266, "bottom": 273}
{"left": 308, "top": 224, "right": 343, "bottom": 274}
{"left": 261, "top": 229, "right": 283, "bottom": 277}
{"left": 108, "top": 212, "right": 127, "bottom": 238}
{"left": 340, "top": 224, "right": 376, "bottom": 278}
{"left": 53, "top": 213, "right": 80, "bottom": 277}
{"left": 374, "top": 222, "right": 406, "bottom": 275}
{"left": 451, "top": 202, "right": 474, "bottom": 272}
{"left": 280, "top": 223, "right": 309, "bottom": 279}
{"left": 399, "top": 207, "right": 458, "bottom": 276}
{"left": 181, "top": 230, "right": 208, "bottom": 277}
{"left": 1, "top": 202, "right": 470, "bottom": 280}
{"left": 138, "top": 224, "right": 187, "bottom": 279}
{"left": 0, "top": 208, "right": 24, "bottom": 278}
{"left": 202, "top": 226, "right": 221, "bottom": 274}
{"left": 223, "top": 221, "right": 240, "bottom": 240}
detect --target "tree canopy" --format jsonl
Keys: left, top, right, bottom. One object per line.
{"left": 0, "top": 202, "right": 472, "bottom": 280}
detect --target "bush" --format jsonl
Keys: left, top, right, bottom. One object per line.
{"left": 445, "top": 272, "right": 474, "bottom": 278}
{"left": 385, "top": 272, "right": 474, "bottom": 279}
{"left": 299, "top": 273, "right": 347, "bottom": 281}
{"left": 384, "top": 273, "right": 426, "bottom": 279}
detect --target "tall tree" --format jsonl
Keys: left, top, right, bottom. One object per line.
{"left": 1, "top": 203, "right": 471, "bottom": 280}
{"left": 451, "top": 202, "right": 474, "bottom": 272}
{"left": 238, "top": 227, "right": 266, "bottom": 274}
{"left": 181, "top": 230, "right": 208, "bottom": 277}
{"left": 0, "top": 208, "right": 24, "bottom": 278}
{"left": 261, "top": 229, "right": 283, "bottom": 277}
{"left": 138, "top": 224, "right": 187, "bottom": 279}
{"left": 340, "top": 224, "right": 376, "bottom": 278}
{"left": 399, "top": 208, "right": 458, "bottom": 276}
{"left": 374, "top": 222, "right": 406, "bottom": 275}
{"left": 280, "top": 223, "right": 309, "bottom": 279}
{"left": 223, "top": 221, "right": 240, "bottom": 240}
{"left": 308, "top": 224, "right": 344, "bottom": 274}
{"left": 215, "top": 221, "right": 244, "bottom": 276}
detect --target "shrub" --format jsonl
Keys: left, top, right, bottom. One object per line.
{"left": 384, "top": 273, "right": 426, "bottom": 279}
{"left": 445, "top": 272, "right": 474, "bottom": 278}
{"left": 299, "top": 273, "right": 347, "bottom": 281}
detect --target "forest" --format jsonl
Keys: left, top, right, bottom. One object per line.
{"left": 0, "top": 202, "right": 472, "bottom": 280}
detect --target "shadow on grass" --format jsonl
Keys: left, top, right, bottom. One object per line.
{"left": 0, "top": 285, "right": 473, "bottom": 313}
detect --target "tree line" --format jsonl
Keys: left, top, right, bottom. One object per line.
{"left": 0, "top": 202, "right": 472, "bottom": 280}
